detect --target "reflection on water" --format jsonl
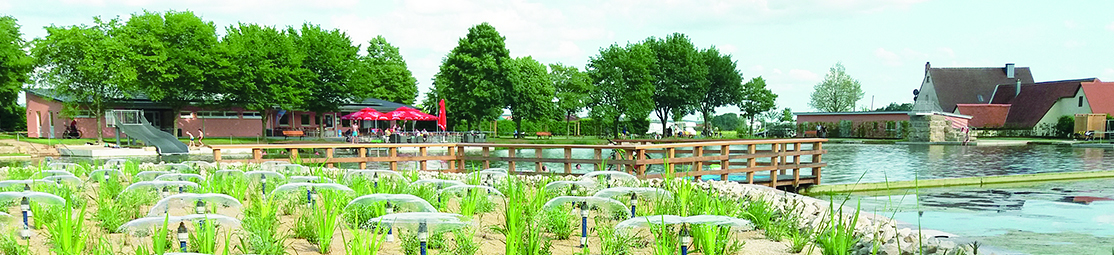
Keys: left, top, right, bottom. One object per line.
{"left": 822, "top": 144, "right": 1114, "bottom": 184}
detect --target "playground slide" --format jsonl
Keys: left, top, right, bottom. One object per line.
{"left": 116, "top": 118, "right": 189, "bottom": 155}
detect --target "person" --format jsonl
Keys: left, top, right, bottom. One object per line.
{"left": 622, "top": 126, "right": 629, "bottom": 138}
{"left": 352, "top": 123, "right": 359, "bottom": 143}
{"left": 197, "top": 128, "right": 205, "bottom": 147}
{"left": 186, "top": 131, "right": 195, "bottom": 147}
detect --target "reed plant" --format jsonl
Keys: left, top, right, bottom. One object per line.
{"left": 595, "top": 218, "right": 636, "bottom": 255}
{"left": 189, "top": 216, "right": 221, "bottom": 254}
{"left": 7, "top": 166, "right": 34, "bottom": 180}
{"left": 815, "top": 201, "right": 862, "bottom": 255}
{"left": 497, "top": 176, "right": 551, "bottom": 255}
{"left": 293, "top": 211, "right": 317, "bottom": 243}
{"left": 90, "top": 237, "right": 116, "bottom": 255}
{"left": 541, "top": 206, "right": 575, "bottom": 240}
{"left": 238, "top": 196, "right": 287, "bottom": 255}
{"left": 0, "top": 232, "right": 29, "bottom": 255}
{"left": 313, "top": 190, "right": 344, "bottom": 253}
{"left": 691, "top": 224, "right": 743, "bottom": 255}
{"left": 30, "top": 201, "right": 61, "bottom": 229}
{"left": 647, "top": 222, "right": 679, "bottom": 255}
{"left": 343, "top": 226, "right": 387, "bottom": 255}
{"left": 451, "top": 227, "right": 480, "bottom": 255}
{"left": 46, "top": 201, "right": 87, "bottom": 255}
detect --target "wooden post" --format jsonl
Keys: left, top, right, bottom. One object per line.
{"left": 253, "top": 148, "right": 263, "bottom": 162}
{"left": 358, "top": 147, "right": 367, "bottom": 169}
{"left": 508, "top": 147, "right": 516, "bottom": 172}
{"left": 448, "top": 146, "right": 457, "bottom": 172}
{"left": 594, "top": 148, "right": 602, "bottom": 171}
{"left": 769, "top": 143, "right": 780, "bottom": 187}
{"left": 457, "top": 146, "right": 465, "bottom": 172}
{"left": 388, "top": 147, "right": 398, "bottom": 171}
{"left": 288, "top": 148, "right": 298, "bottom": 162}
{"left": 419, "top": 146, "right": 428, "bottom": 171}
{"left": 636, "top": 149, "right": 647, "bottom": 176}
{"left": 535, "top": 148, "right": 544, "bottom": 173}
{"left": 482, "top": 147, "right": 491, "bottom": 169}
{"left": 666, "top": 147, "right": 676, "bottom": 174}
{"left": 793, "top": 142, "right": 802, "bottom": 187}
{"left": 693, "top": 146, "right": 703, "bottom": 181}
{"left": 213, "top": 149, "right": 222, "bottom": 162}
{"left": 564, "top": 147, "right": 572, "bottom": 174}
{"left": 719, "top": 145, "right": 729, "bottom": 181}
{"left": 813, "top": 142, "right": 823, "bottom": 185}
{"left": 746, "top": 144, "right": 756, "bottom": 184}
{"left": 325, "top": 148, "right": 334, "bottom": 168}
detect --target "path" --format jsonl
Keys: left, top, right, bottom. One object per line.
{"left": 0, "top": 139, "right": 59, "bottom": 157}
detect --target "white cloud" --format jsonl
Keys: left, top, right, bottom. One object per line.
{"left": 937, "top": 47, "right": 955, "bottom": 58}
{"left": 1064, "top": 40, "right": 1086, "bottom": 48}
{"left": 874, "top": 48, "right": 901, "bottom": 66}
{"left": 788, "top": 69, "right": 821, "bottom": 82}
{"left": 1103, "top": 68, "right": 1114, "bottom": 80}
{"left": 1063, "top": 20, "right": 1078, "bottom": 29}
{"left": 1107, "top": 22, "right": 1114, "bottom": 31}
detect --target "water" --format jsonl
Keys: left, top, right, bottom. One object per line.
{"left": 819, "top": 144, "right": 1114, "bottom": 254}
{"left": 822, "top": 144, "right": 1114, "bottom": 184}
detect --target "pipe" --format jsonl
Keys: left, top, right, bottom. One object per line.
{"left": 418, "top": 221, "right": 429, "bottom": 255}
{"left": 580, "top": 202, "right": 589, "bottom": 248}
{"left": 385, "top": 202, "right": 394, "bottom": 242}
{"left": 177, "top": 222, "right": 189, "bottom": 252}
{"left": 20, "top": 197, "right": 30, "bottom": 239}
{"left": 629, "top": 193, "right": 638, "bottom": 219}
{"left": 680, "top": 225, "right": 691, "bottom": 255}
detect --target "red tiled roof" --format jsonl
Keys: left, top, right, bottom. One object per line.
{"left": 991, "top": 79, "right": 1095, "bottom": 128}
{"left": 1082, "top": 79, "right": 1114, "bottom": 115}
{"left": 955, "top": 104, "right": 1010, "bottom": 128}
{"left": 929, "top": 66, "right": 1034, "bottom": 112}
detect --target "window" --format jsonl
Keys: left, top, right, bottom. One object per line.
{"left": 70, "top": 110, "right": 94, "bottom": 118}
{"left": 324, "top": 114, "right": 334, "bottom": 128}
{"left": 301, "top": 113, "right": 311, "bottom": 125}
{"left": 242, "top": 111, "right": 262, "bottom": 119}
{"left": 180, "top": 111, "right": 193, "bottom": 119}
{"left": 197, "top": 111, "right": 239, "bottom": 119}
{"left": 279, "top": 113, "right": 290, "bottom": 126}
{"left": 977, "top": 95, "right": 984, "bottom": 102}
{"left": 1079, "top": 96, "right": 1084, "bottom": 107}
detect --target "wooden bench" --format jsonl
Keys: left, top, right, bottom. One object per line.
{"left": 802, "top": 130, "right": 818, "bottom": 138}
{"left": 282, "top": 130, "right": 305, "bottom": 140}
{"left": 536, "top": 132, "right": 552, "bottom": 139}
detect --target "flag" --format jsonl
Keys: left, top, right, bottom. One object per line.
{"left": 437, "top": 99, "right": 447, "bottom": 131}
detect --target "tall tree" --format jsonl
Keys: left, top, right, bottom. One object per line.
{"left": 549, "top": 63, "right": 590, "bottom": 136}
{"left": 586, "top": 43, "right": 655, "bottom": 138}
{"left": 218, "top": 23, "right": 310, "bottom": 138}
{"left": 117, "top": 10, "right": 220, "bottom": 135}
{"left": 739, "top": 76, "right": 777, "bottom": 135}
{"left": 32, "top": 17, "right": 134, "bottom": 143}
{"left": 809, "top": 62, "right": 863, "bottom": 112}
{"left": 362, "top": 35, "right": 418, "bottom": 105}
{"left": 0, "top": 16, "right": 34, "bottom": 132}
{"left": 697, "top": 47, "right": 743, "bottom": 134}
{"left": 709, "top": 113, "right": 739, "bottom": 131}
{"left": 505, "top": 56, "right": 556, "bottom": 137}
{"left": 781, "top": 108, "right": 794, "bottom": 122}
{"left": 289, "top": 23, "right": 363, "bottom": 136}
{"left": 644, "top": 33, "right": 708, "bottom": 134}
{"left": 431, "top": 23, "right": 511, "bottom": 130}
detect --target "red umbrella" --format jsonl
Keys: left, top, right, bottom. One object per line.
{"left": 437, "top": 99, "right": 447, "bottom": 131}
{"left": 341, "top": 108, "right": 387, "bottom": 120}
{"left": 387, "top": 107, "right": 435, "bottom": 121}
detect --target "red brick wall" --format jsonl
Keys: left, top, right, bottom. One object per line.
{"left": 796, "top": 113, "right": 910, "bottom": 124}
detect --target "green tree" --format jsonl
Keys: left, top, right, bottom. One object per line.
{"left": 32, "top": 17, "right": 134, "bottom": 143}
{"left": 431, "top": 23, "right": 511, "bottom": 130}
{"left": 586, "top": 43, "right": 655, "bottom": 138}
{"left": 0, "top": 16, "right": 34, "bottom": 132}
{"left": 289, "top": 23, "right": 364, "bottom": 136}
{"left": 709, "top": 113, "right": 739, "bottom": 131}
{"left": 117, "top": 10, "right": 220, "bottom": 135}
{"left": 873, "top": 102, "right": 913, "bottom": 112}
{"left": 739, "top": 76, "right": 777, "bottom": 135}
{"left": 696, "top": 47, "right": 743, "bottom": 134}
{"left": 217, "top": 23, "right": 310, "bottom": 138}
{"left": 549, "top": 63, "right": 590, "bottom": 137}
{"left": 644, "top": 33, "right": 708, "bottom": 134}
{"left": 505, "top": 56, "right": 555, "bottom": 137}
{"left": 809, "top": 62, "right": 863, "bottom": 112}
{"left": 362, "top": 35, "right": 418, "bottom": 105}
{"left": 781, "top": 108, "right": 794, "bottom": 122}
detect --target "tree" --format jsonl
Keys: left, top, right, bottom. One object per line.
{"left": 549, "top": 63, "right": 590, "bottom": 137}
{"left": 709, "top": 113, "right": 739, "bottom": 131}
{"left": 644, "top": 33, "right": 708, "bottom": 134}
{"left": 0, "top": 16, "right": 33, "bottom": 132}
{"left": 586, "top": 43, "right": 655, "bottom": 138}
{"left": 362, "top": 35, "right": 418, "bottom": 105}
{"left": 32, "top": 17, "right": 134, "bottom": 143}
{"left": 739, "top": 76, "right": 777, "bottom": 135}
{"left": 117, "top": 10, "right": 220, "bottom": 135}
{"left": 505, "top": 56, "right": 556, "bottom": 137}
{"left": 809, "top": 62, "right": 863, "bottom": 112}
{"left": 431, "top": 23, "right": 511, "bottom": 130}
{"left": 696, "top": 47, "right": 743, "bottom": 134}
{"left": 780, "top": 108, "right": 794, "bottom": 122}
{"left": 289, "top": 23, "right": 364, "bottom": 136}
{"left": 873, "top": 102, "right": 913, "bottom": 112}
{"left": 217, "top": 23, "right": 310, "bottom": 138}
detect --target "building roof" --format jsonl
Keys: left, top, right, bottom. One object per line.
{"left": 990, "top": 79, "right": 1094, "bottom": 128}
{"left": 955, "top": 104, "right": 1010, "bottom": 128}
{"left": 928, "top": 66, "right": 1034, "bottom": 112}
{"left": 338, "top": 98, "right": 419, "bottom": 113}
{"left": 793, "top": 111, "right": 911, "bottom": 116}
{"left": 1081, "top": 79, "right": 1114, "bottom": 115}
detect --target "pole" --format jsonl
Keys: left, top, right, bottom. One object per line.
{"left": 579, "top": 202, "right": 588, "bottom": 248}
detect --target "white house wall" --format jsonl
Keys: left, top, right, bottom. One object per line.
{"left": 1035, "top": 88, "right": 1092, "bottom": 128}
{"left": 913, "top": 74, "right": 944, "bottom": 112}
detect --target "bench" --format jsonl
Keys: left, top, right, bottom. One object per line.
{"left": 535, "top": 132, "right": 552, "bottom": 139}
{"left": 282, "top": 130, "right": 305, "bottom": 140}
{"left": 802, "top": 130, "right": 818, "bottom": 138}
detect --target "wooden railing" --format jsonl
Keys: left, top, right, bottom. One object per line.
{"left": 210, "top": 138, "right": 827, "bottom": 188}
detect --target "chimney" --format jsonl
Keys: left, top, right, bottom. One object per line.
{"left": 1015, "top": 79, "right": 1021, "bottom": 96}
{"left": 1006, "top": 63, "right": 1015, "bottom": 79}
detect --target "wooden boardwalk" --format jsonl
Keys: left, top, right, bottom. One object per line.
{"left": 209, "top": 138, "right": 828, "bottom": 188}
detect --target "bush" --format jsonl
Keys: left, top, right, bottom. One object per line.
{"left": 1055, "top": 115, "right": 1074, "bottom": 138}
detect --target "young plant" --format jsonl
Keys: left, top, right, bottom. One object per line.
{"left": 238, "top": 197, "right": 287, "bottom": 255}
{"left": 542, "top": 207, "right": 575, "bottom": 240}
{"left": 595, "top": 218, "right": 636, "bottom": 255}
{"left": 313, "top": 190, "right": 343, "bottom": 253}
{"left": 450, "top": 227, "right": 480, "bottom": 255}
{"left": 343, "top": 226, "right": 387, "bottom": 255}
{"left": 691, "top": 224, "right": 743, "bottom": 255}
{"left": 816, "top": 201, "right": 862, "bottom": 255}
{"left": 189, "top": 216, "right": 221, "bottom": 254}
{"left": 0, "top": 232, "right": 29, "bottom": 255}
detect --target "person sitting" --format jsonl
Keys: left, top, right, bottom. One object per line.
{"left": 1084, "top": 130, "right": 1095, "bottom": 141}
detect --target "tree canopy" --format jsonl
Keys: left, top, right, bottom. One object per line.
{"left": 0, "top": 16, "right": 33, "bottom": 132}
{"left": 709, "top": 113, "right": 739, "bottom": 131}
{"left": 809, "top": 62, "right": 863, "bottom": 112}
{"left": 739, "top": 76, "right": 777, "bottom": 134}
{"left": 431, "top": 22, "right": 511, "bottom": 130}
{"left": 550, "top": 63, "right": 591, "bottom": 135}
{"left": 645, "top": 33, "right": 707, "bottom": 134}
{"left": 218, "top": 23, "right": 311, "bottom": 137}
{"left": 363, "top": 35, "right": 418, "bottom": 105}
{"left": 873, "top": 102, "right": 913, "bottom": 112}
{"left": 697, "top": 47, "right": 744, "bottom": 134}
{"left": 586, "top": 43, "right": 656, "bottom": 138}
{"left": 505, "top": 56, "right": 556, "bottom": 136}
{"left": 32, "top": 17, "right": 134, "bottom": 142}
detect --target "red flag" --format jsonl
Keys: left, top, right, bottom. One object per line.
{"left": 437, "top": 99, "right": 447, "bottom": 131}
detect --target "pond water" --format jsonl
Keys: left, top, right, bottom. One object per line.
{"left": 819, "top": 144, "right": 1114, "bottom": 255}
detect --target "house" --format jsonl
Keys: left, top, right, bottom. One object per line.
{"left": 24, "top": 88, "right": 418, "bottom": 139}
{"left": 912, "top": 62, "right": 1034, "bottom": 113}
{"left": 954, "top": 78, "right": 1114, "bottom": 131}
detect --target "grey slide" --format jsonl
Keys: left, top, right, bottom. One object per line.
{"left": 116, "top": 118, "right": 189, "bottom": 155}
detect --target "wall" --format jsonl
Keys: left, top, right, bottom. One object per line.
{"left": 1034, "top": 87, "right": 1092, "bottom": 130}
{"left": 178, "top": 107, "right": 264, "bottom": 138}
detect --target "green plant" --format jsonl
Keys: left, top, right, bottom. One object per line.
{"left": 816, "top": 201, "right": 862, "bottom": 255}
{"left": 691, "top": 224, "right": 743, "bottom": 255}
{"left": 0, "top": 232, "right": 29, "bottom": 255}
{"left": 313, "top": 190, "right": 344, "bottom": 253}
{"left": 739, "top": 199, "right": 776, "bottom": 236}
{"left": 189, "top": 216, "right": 221, "bottom": 254}
{"left": 596, "top": 218, "right": 636, "bottom": 255}
{"left": 450, "top": 227, "right": 479, "bottom": 255}
{"left": 343, "top": 227, "right": 387, "bottom": 255}
{"left": 542, "top": 207, "right": 575, "bottom": 240}
{"left": 91, "top": 236, "right": 117, "bottom": 255}
{"left": 238, "top": 197, "right": 287, "bottom": 255}
{"left": 293, "top": 211, "right": 317, "bottom": 243}
{"left": 647, "top": 222, "right": 678, "bottom": 255}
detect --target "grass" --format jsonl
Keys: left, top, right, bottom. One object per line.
{"left": 815, "top": 201, "right": 862, "bottom": 255}
{"left": 0, "top": 232, "right": 29, "bottom": 255}
{"left": 0, "top": 153, "right": 30, "bottom": 157}
{"left": 450, "top": 227, "right": 480, "bottom": 255}
{"left": 542, "top": 207, "right": 576, "bottom": 240}
{"left": 46, "top": 201, "right": 88, "bottom": 255}
{"left": 238, "top": 197, "right": 287, "bottom": 255}
{"left": 596, "top": 218, "right": 636, "bottom": 255}
{"left": 342, "top": 227, "right": 387, "bottom": 255}
{"left": 188, "top": 216, "right": 221, "bottom": 254}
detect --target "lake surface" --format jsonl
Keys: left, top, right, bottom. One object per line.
{"left": 818, "top": 144, "right": 1114, "bottom": 255}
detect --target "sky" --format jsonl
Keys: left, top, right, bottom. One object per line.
{"left": 6, "top": 0, "right": 1114, "bottom": 119}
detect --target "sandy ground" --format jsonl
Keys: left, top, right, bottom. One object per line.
{"left": 2, "top": 177, "right": 820, "bottom": 255}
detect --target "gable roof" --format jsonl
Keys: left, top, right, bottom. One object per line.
{"left": 1081, "top": 79, "right": 1114, "bottom": 115}
{"left": 955, "top": 104, "right": 1010, "bottom": 128}
{"left": 928, "top": 66, "right": 1034, "bottom": 112}
{"left": 991, "top": 78, "right": 1094, "bottom": 128}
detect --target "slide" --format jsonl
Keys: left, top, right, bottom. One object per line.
{"left": 116, "top": 118, "right": 189, "bottom": 155}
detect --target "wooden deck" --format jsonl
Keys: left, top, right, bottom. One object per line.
{"left": 209, "top": 138, "right": 827, "bottom": 189}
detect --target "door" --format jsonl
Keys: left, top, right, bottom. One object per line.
{"left": 48, "top": 111, "right": 55, "bottom": 139}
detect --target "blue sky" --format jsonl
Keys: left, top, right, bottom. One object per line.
{"left": 6, "top": 0, "right": 1113, "bottom": 118}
